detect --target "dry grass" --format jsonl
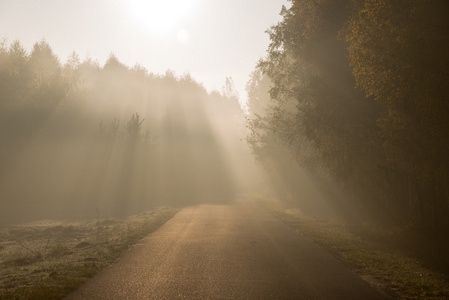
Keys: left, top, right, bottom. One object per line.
{"left": 257, "top": 196, "right": 449, "bottom": 299}
{"left": 0, "top": 207, "right": 179, "bottom": 299}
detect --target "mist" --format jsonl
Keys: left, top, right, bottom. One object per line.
{"left": 1, "top": 1, "right": 449, "bottom": 298}
{"left": 1, "top": 0, "right": 448, "bottom": 234}
{"left": 0, "top": 43, "right": 264, "bottom": 224}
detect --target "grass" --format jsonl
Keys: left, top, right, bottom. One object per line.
{"left": 256, "top": 196, "right": 449, "bottom": 299}
{"left": 0, "top": 207, "right": 179, "bottom": 299}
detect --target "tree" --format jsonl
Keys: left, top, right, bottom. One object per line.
{"left": 28, "top": 40, "right": 66, "bottom": 109}
{"left": 126, "top": 113, "right": 148, "bottom": 144}
{"left": 251, "top": 0, "right": 398, "bottom": 220}
{"left": 343, "top": 0, "right": 449, "bottom": 229}
{"left": 103, "top": 53, "right": 128, "bottom": 73}
{"left": 246, "top": 69, "right": 272, "bottom": 117}
{"left": 0, "top": 40, "right": 30, "bottom": 108}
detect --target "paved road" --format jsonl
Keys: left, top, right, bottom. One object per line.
{"left": 66, "top": 202, "right": 390, "bottom": 299}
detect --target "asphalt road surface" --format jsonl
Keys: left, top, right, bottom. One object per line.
{"left": 66, "top": 201, "right": 390, "bottom": 299}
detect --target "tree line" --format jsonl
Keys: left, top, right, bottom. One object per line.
{"left": 0, "top": 39, "right": 243, "bottom": 222}
{"left": 246, "top": 0, "right": 449, "bottom": 231}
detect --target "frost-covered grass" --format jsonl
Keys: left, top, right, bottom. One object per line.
{"left": 0, "top": 207, "right": 178, "bottom": 299}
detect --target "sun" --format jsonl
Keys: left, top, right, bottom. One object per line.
{"left": 177, "top": 29, "right": 189, "bottom": 43}
{"left": 129, "top": 0, "right": 196, "bottom": 34}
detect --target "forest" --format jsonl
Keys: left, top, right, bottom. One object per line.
{"left": 0, "top": 39, "right": 255, "bottom": 223}
{"left": 1, "top": 0, "right": 449, "bottom": 235}
{"left": 246, "top": 0, "right": 449, "bottom": 232}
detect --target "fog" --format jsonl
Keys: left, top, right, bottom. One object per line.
{"left": 2, "top": 1, "right": 449, "bottom": 298}
{"left": 1, "top": 0, "right": 448, "bottom": 236}
{"left": 0, "top": 45, "right": 266, "bottom": 224}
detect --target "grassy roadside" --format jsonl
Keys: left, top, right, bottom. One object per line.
{"left": 0, "top": 207, "right": 179, "bottom": 299}
{"left": 257, "top": 197, "right": 449, "bottom": 299}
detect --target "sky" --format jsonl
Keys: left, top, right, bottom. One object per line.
{"left": 0, "top": 0, "right": 289, "bottom": 106}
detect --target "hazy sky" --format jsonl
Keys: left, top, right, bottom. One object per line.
{"left": 0, "top": 0, "right": 288, "bottom": 105}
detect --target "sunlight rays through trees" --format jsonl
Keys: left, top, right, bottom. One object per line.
{"left": 0, "top": 41, "right": 252, "bottom": 223}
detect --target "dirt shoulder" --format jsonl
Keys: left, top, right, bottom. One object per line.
{"left": 0, "top": 207, "right": 179, "bottom": 299}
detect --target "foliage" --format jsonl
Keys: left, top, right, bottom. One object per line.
{"left": 247, "top": 0, "right": 449, "bottom": 230}
{"left": 342, "top": 0, "right": 449, "bottom": 228}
